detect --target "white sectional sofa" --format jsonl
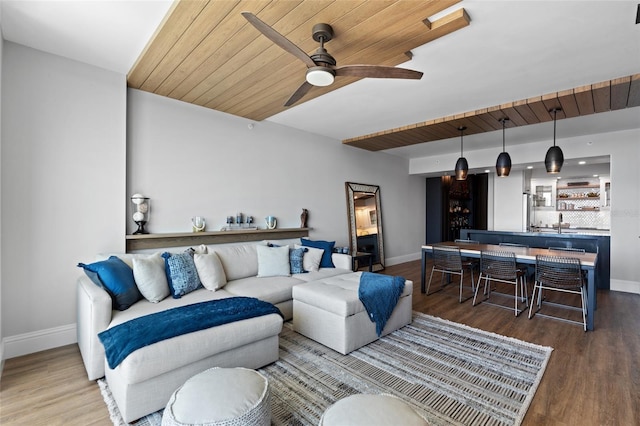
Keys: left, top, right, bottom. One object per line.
{"left": 77, "top": 239, "right": 352, "bottom": 422}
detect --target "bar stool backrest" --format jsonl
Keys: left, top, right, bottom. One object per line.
{"left": 480, "top": 251, "right": 518, "bottom": 280}
{"left": 454, "top": 239, "right": 480, "bottom": 244}
{"left": 548, "top": 246, "right": 586, "bottom": 253}
{"left": 535, "top": 255, "right": 583, "bottom": 290}
{"left": 432, "top": 245, "right": 463, "bottom": 272}
{"left": 499, "top": 242, "right": 529, "bottom": 248}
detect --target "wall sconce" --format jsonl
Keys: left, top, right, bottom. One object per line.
{"left": 131, "top": 194, "right": 150, "bottom": 234}
{"left": 455, "top": 126, "right": 468, "bottom": 181}
{"left": 496, "top": 117, "right": 512, "bottom": 177}
{"left": 545, "top": 108, "right": 564, "bottom": 174}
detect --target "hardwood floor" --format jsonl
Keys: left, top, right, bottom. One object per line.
{"left": 1, "top": 259, "right": 638, "bottom": 425}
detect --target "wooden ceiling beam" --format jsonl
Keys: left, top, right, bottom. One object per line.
{"left": 343, "top": 73, "right": 640, "bottom": 151}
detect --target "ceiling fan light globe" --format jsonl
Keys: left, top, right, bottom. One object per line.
{"left": 306, "top": 67, "right": 335, "bottom": 86}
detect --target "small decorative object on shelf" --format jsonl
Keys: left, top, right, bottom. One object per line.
{"left": 191, "top": 216, "right": 206, "bottom": 233}
{"left": 226, "top": 216, "right": 234, "bottom": 225}
{"left": 246, "top": 215, "right": 254, "bottom": 224}
{"left": 265, "top": 216, "right": 277, "bottom": 229}
{"left": 236, "top": 212, "right": 243, "bottom": 224}
{"left": 300, "top": 208, "right": 308, "bottom": 228}
{"left": 131, "top": 194, "right": 150, "bottom": 234}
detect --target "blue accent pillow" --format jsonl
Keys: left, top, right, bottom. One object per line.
{"left": 301, "top": 239, "right": 335, "bottom": 268}
{"left": 290, "top": 247, "right": 308, "bottom": 274}
{"left": 78, "top": 256, "right": 142, "bottom": 311}
{"left": 161, "top": 252, "right": 201, "bottom": 298}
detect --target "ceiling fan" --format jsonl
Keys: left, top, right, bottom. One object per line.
{"left": 241, "top": 12, "right": 424, "bottom": 107}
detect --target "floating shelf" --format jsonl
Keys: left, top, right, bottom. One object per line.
{"left": 126, "top": 228, "right": 311, "bottom": 252}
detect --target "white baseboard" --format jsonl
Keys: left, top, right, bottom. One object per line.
{"left": 385, "top": 251, "right": 422, "bottom": 267}
{"left": 610, "top": 279, "right": 640, "bottom": 295}
{"left": 3, "top": 324, "right": 77, "bottom": 359}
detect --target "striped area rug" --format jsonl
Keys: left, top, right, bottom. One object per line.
{"left": 261, "top": 313, "right": 552, "bottom": 426}
{"left": 100, "top": 313, "right": 552, "bottom": 426}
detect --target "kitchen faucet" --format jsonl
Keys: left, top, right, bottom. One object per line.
{"left": 558, "top": 212, "right": 563, "bottom": 234}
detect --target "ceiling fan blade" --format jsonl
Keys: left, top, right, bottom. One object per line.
{"left": 241, "top": 12, "right": 316, "bottom": 68}
{"left": 334, "top": 65, "right": 423, "bottom": 80}
{"left": 284, "top": 81, "right": 313, "bottom": 107}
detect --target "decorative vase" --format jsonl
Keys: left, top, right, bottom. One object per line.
{"left": 131, "top": 194, "right": 150, "bottom": 234}
{"left": 192, "top": 216, "right": 206, "bottom": 232}
{"left": 265, "top": 216, "right": 277, "bottom": 229}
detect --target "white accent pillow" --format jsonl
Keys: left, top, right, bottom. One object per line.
{"left": 256, "top": 244, "right": 291, "bottom": 277}
{"left": 132, "top": 253, "right": 170, "bottom": 303}
{"left": 295, "top": 244, "right": 324, "bottom": 272}
{"left": 194, "top": 252, "right": 227, "bottom": 291}
{"left": 192, "top": 244, "right": 208, "bottom": 254}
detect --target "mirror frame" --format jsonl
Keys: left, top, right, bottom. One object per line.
{"left": 345, "top": 182, "right": 385, "bottom": 271}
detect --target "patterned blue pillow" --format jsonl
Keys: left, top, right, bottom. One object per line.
{"left": 161, "top": 252, "right": 201, "bottom": 298}
{"left": 290, "top": 247, "right": 308, "bottom": 274}
{"left": 78, "top": 256, "right": 142, "bottom": 311}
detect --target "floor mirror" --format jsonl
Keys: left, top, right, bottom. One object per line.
{"left": 345, "top": 182, "right": 385, "bottom": 271}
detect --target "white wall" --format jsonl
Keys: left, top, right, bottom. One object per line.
{"left": 410, "top": 127, "right": 640, "bottom": 294}
{"left": 127, "top": 89, "right": 426, "bottom": 265}
{"left": 0, "top": 27, "right": 4, "bottom": 371}
{"left": 1, "top": 42, "right": 127, "bottom": 358}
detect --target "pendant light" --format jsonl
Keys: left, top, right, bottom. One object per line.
{"left": 545, "top": 108, "right": 564, "bottom": 174}
{"left": 455, "top": 126, "right": 468, "bottom": 180}
{"left": 496, "top": 117, "right": 512, "bottom": 177}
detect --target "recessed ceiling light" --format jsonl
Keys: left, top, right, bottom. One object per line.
{"left": 526, "top": 166, "right": 533, "bottom": 169}
{"left": 484, "top": 169, "right": 490, "bottom": 173}
{"left": 593, "top": 174, "right": 599, "bottom": 177}
{"left": 579, "top": 161, "right": 586, "bottom": 165}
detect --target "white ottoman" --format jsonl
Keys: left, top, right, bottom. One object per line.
{"left": 320, "top": 394, "right": 429, "bottom": 425}
{"left": 292, "top": 272, "right": 412, "bottom": 354}
{"left": 161, "top": 367, "right": 270, "bottom": 426}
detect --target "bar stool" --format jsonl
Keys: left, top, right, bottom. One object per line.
{"left": 426, "top": 245, "right": 475, "bottom": 303}
{"left": 529, "top": 255, "right": 587, "bottom": 331}
{"left": 473, "top": 250, "right": 528, "bottom": 316}
{"left": 454, "top": 239, "right": 480, "bottom": 285}
{"left": 500, "top": 242, "right": 533, "bottom": 280}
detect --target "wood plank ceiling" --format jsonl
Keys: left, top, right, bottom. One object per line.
{"left": 128, "top": 0, "right": 469, "bottom": 121}
{"left": 342, "top": 73, "right": 640, "bottom": 150}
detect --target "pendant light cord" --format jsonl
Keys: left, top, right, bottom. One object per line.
{"left": 552, "top": 108, "right": 558, "bottom": 147}
{"left": 458, "top": 126, "right": 466, "bottom": 157}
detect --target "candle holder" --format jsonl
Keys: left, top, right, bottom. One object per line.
{"left": 131, "top": 194, "right": 150, "bottom": 234}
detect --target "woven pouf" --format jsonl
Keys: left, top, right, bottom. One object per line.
{"left": 161, "top": 367, "right": 270, "bottom": 426}
{"left": 319, "top": 394, "right": 429, "bottom": 426}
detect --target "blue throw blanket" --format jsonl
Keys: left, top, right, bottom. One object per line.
{"left": 98, "top": 297, "right": 282, "bottom": 369}
{"left": 358, "top": 272, "right": 405, "bottom": 336}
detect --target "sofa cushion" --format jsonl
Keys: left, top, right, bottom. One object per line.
{"left": 132, "top": 254, "right": 170, "bottom": 303}
{"left": 213, "top": 244, "right": 259, "bottom": 281}
{"left": 162, "top": 252, "right": 201, "bottom": 298}
{"left": 293, "top": 267, "right": 354, "bottom": 282}
{"left": 301, "top": 238, "right": 335, "bottom": 268}
{"left": 78, "top": 256, "right": 142, "bottom": 311}
{"left": 223, "top": 276, "right": 304, "bottom": 305}
{"left": 194, "top": 252, "right": 227, "bottom": 291}
{"left": 110, "top": 303, "right": 283, "bottom": 384}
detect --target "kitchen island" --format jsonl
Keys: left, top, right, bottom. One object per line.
{"left": 459, "top": 229, "right": 610, "bottom": 289}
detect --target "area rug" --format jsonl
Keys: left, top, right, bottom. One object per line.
{"left": 99, "top": 312, "right": 552, "bottom": 426}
